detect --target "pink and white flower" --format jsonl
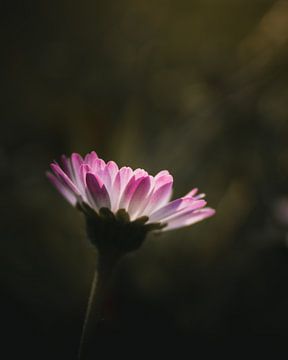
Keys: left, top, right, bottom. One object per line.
{"left": 47, "top": 151, "right": 215, "bottom": 231}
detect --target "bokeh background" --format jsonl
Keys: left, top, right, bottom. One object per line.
{"left": 2, "top": 0, "right": 288, "bottom": 357}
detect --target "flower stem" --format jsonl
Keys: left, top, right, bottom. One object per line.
{"left": 78, "top": 250, "right": 121, "bottom": 359}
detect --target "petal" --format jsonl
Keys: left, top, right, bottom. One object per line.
{"left": 47, "top": 172, "right": 77, "bottom": 206}
{"left": 184, "top": 188, "right": 198, "bottom": 197}
{"left": 184, "top": 188, "right": 206, "bottom": 200}
{"left": 163, "top": 208, "right": 215, "bottom": 231}
{"left": 84, "top": 151, "right": 98, "bottom": 166}
{"left": 119, "top": 166, "right": 133, "bottom": 193}
{"left": 111, "top": 171, "right": 121, "bottom": 211}
{"left": 50, "top": 163, "right": 80, "bottom": 195}
{"left": 85, "top": 173, "right": 111, "bottom": 210}
{"left": 70, "top": 153, "right": 84, "bottom": 187}
{"left": 164, "top": 199, "right": 207, "bottom": 220}
{"left": 60, "top": 155, "right": 73, "bottom": 178}
{"left": 149, "top": 198, "right": 187, "bottom": 222}
{"left": 99, "top": 164, "right": 112, "bottom": 192}
{"left": 143, "top": 181, "right": 173, "bottom": 216}
{"left": 107, "top": 161, "right": 119, "bottom": 182}
{"left": 134, "top": 168, "right": 148, "bottom": 179}
{"left": 149, "top": 198, "right": 207, "bottom": 222}
{"left": 78, "top": 164, "right": 91, "bottom": 200}
{"left": 128, "top": 176, "right": 151, "bottom": 219}
{"left": 92, "top": 158, "right": 106, "bottom": 173}
{"left": 118, "top": 175, "right": 143, "bottom": 210}
{"left": 154, "top": 171, "right": 173, "bottom": 190}
{"left": 155, "top": 170, "right": 170, "bottom": 178}
{"left": 110, "top": 167, "right": 133, "bottom": 211}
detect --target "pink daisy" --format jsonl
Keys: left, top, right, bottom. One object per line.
{"left": 47, "top": 151, "right": 215, "bottom": 232}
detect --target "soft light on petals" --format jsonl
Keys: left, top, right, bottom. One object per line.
{"left": 119, "top": 167, "right": 133, "bottom": 193}
{"left": 107, "top": 161, "right": 119, "bottom": 182}
{"left": 163, "top": 208, "right": 215, "bottom": 231}
{"left": 134, "top": 168, "right": 148, "bottom": 179}
{"left": 84, "top": 151, "right": 98, "bottom": 166}
{"left": 149, "top": 198, "right": 189, "bottom": 222}
{"left": 143, "top": 181, "right": 173, "bottom": 215}
{"left": 160, "top": 199, "right": 207, "bottom": 222}
{"left": 154, "top": 173, "right": 173, "bottom": 190}
{"left": 118, "top": 175, "right": 138, "bottom": 210}
{"left": 48, "top": 152, "right": 215, "bottom": 232}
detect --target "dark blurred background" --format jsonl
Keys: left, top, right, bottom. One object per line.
{"left": 1, "top": 0, "right": 288, "bottom": 357}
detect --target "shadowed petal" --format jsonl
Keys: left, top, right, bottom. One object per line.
{"left": 86, "top": 173, "right": 111, "bottom": 210}
{"left": 50, "top": 163, "right": 80, "bottom": 195}
{"left": 60, "top": 155, "right": 73, "bottom": 178}
{"left": 70, "top": 153, "right": 84, "bottom": 188}
{"left": 78, "top": 164, "right": 91, "bottom": 199}
{"left": 100, "top": 164, "right": 112, "bottom": 191}
{"left": 47, "top": 172, "right": 77, "bottom": 206}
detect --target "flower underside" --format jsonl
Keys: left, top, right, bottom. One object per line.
{"left": 47, "top": 151, "right": 215, "bottom": 234}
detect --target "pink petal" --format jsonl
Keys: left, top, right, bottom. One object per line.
{"left": 70, "top": 153, "right": 84, "bottom": 188}
{"left": 78, "top": 164, "right": 91, "bottom": 199}
{"left": 143, "top": 181, "right": 173, "bottom": 215}
{"left": 163, "top": 208, "right": 215, "bottom": 231}
{"left": 149, "top": 198, "right": 187, "bottom": 222}
{"left": 50, "top": 163, "right": 80, "bottom": 195}
{"left": 109, "top": 167, "right": 133, "bottom": 211}
{"left": 184, "top": 188, "right": 206, "bottom": 200}
{"left": 149, "top": 199, "right": 207, "bottom": 222}
{"left": 184, "top": 188, "right": 198, "bottom": 197}
{"left": 93, "top": 158, "right": 106, "bottom": 173}
{"left": 154, "top": 171, "right": 173, "bottom": 190}
{"left": 119, "top": 167, "right": 133, "bottom": 193}
{"left": 134, "top": 168, "right": 148, "bottom": 179}
{"left": 47, "top": 172, "right": 77, "bottom": 206}
{"left": 85, "top": 173, "right": 111, "bottom": 210}
{"left": 60, "top": 155, "right": 73, "bottom": 178}
{"left": 84, "top": 151, "right": 98, "bottom": 166}
{"left": 111, "top": 171, "right": 121, "bottom": 211}
{"left": 118, "top": 175, "right": 142, "bottom": 210}
{"left": 99, "top": 164, "right": 112, "bottom": 192}
{"left": 154, "top": 170, "right": 170, "bottom": 178}
{"left": 107, "top": 161, "right": 119, "bottom": 182}
{"left": 128, "top": 176, "right": 151, "bottom": 219}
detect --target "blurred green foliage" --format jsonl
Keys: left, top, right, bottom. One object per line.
{"left": 1, "top": 0, "right": 288, "bottom": 357}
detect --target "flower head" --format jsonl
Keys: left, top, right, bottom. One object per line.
{"left": 47, "top": 151, "right": 215, "bottom": 251}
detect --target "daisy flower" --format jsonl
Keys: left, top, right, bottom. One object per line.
{"left": 47, "top": 151, "right": 215, "bottom": 236}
